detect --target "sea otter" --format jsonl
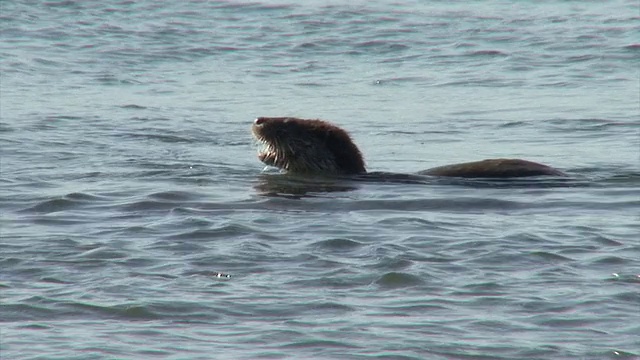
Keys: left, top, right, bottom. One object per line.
{"left": 252, "top": 117, "right": 566, "bottom": 178}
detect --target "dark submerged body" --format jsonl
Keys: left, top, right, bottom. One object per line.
{"left": 252, "top": 117, "right": 566, "bottom": 178}
{"left": 418, "top": 159, "right": 565, "bottom": 178}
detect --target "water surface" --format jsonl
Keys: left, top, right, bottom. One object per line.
{"left": 1, "top": 1, "right": 639, "bottom": 359}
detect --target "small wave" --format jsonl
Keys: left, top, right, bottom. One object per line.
{"left": 529, "top": 251, "right": 574, "bottom": 263}
{"left": 466, "top": 49, "right": 509, "bottom": 57}
{"left": 72, "top": 302, "right": 159, "bottom": 320}
{"left": 147, "top": 239, "right": 209, "bottom": 252}
{"left": 435, "top": 78, "right": 523, "bottom": 87}
{"left": 499, "top": 120, "right": 529, "bottom": 128}
{"left": 567, "top": 54, "right": 599, "bottom": 62}
{"left": 123, "top": 132, "right": 194, "bottom": 143}
{"left": 533, "top": 316, "right": 600, "bottom": 328}
{"left": 311, "top": 238, "right": 365, "bottom": 251}
{"left": 1, "top": 303, "right": 56, "bottom": 322}
{"left": 147, "top": 190, "right": 198, "bottom": 202}
{"left": 354, "top": 40, "right": 409, "bottom": 54}
{"left": 375, "top": 272, "right": 424, "bottom": 289}
{"left": 545, "top": 118, "right": 640, "bottom": 131}
{"left": 294, "top": 82, "right": 328, "bottom": 87}
{"left": 211, "top": 2, "right": 293, "bottom": 12}
{"left": 590, "top": 235, "right": 624, "bottom": 246}
{"left": 75, "top": 246, "right": 129, "bottom": 260}
{"left": 305, "top": 301, "right": 355, "bottom": 313}
{"left": 43, "top": 1, "right": 80, "bottom": 8}
{"left": 0, "top": 122, "right": 15, "bottom": 132}
{"left": 372, "top": 76, "right": 431, "bottom": 85}
{"left": 613, "top": 290, "right": 640, "bottom": 302}
{"left": 294, "top": 42, "right": 321, "bottom": 50}
{"left": 19, "top": 192, "right": 110, "bottom": 214}
{"left": 609, "top": 274, "right": 640, "bottom": 285}
{"left": 589, "top": 255, "right": 633, "bottom": 265}
{"left": 282, "top": 339, "right": 358, "bottom": 350}
{"left": 64, "top": 192, "right": 108, "bottom": 201}
{"left": 21, "top": 198, "right": 77, "bottom": 213}
{"left": 121, "top": 200, "right": 178, "bottom": 211}
{"left": 120, "top": 104, "right": 147, "bottom": 109}
{"left": 94, "top": 73, "right": 143, "bottom": 85}
{"left": 350, "top": 198, "right": 527, "bottom": 212}
{"left": 163, "top": 224, "right": 256, "bottom": 241}
{"left": 456, "top": 282, "right": 507, "bottom": 296}
{"left": 40, "top": 277, "right": 71, "bottom": 284}
{"left": 368, "top": 256, "right": 414, "bottom": 270}
{"left": 377, "top": 216, "right": 444, "bottom": 228}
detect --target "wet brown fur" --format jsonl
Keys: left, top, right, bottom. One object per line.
{"left": 252, "top": 117, "right": 365, "bottom": 175}
{"left": 252, "top": 117, "right": 565, "bottom": 178}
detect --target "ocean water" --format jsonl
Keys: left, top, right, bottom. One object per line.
{"left": 1, "top": 1, "right": 639, "bottom": 359}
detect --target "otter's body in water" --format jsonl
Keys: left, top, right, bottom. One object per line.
{"left": 252, "top": 117, "right": 566, "bottom": 178}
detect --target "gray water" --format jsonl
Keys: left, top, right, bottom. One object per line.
{"left": 1, "top": 1, "right": 639, "bottom": 359}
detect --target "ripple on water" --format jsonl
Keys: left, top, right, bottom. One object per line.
{"left": 528, "top": 251, "right": 575, "bottom": 263}
{"left": 18, "top": 192, "right": 110, "bottom": 214}
{"left": 163, "top": 224, "right": 257, "bottom": 241}
{"left": 589, "top": 255, "right": 634, "bottom": 266}
{"left": 147, "top": 239, "right": 211, "bottom": 256}
{"left": 310, "top": 238, "right": 365, "bottom": 251}
{"left": 375, "top": 272, "right": 425, "bottom": 289}
{"left": 368, "top": 256, "right": 415, "bottom": 271}
{"left": 21, "top": 198, "right": 81, "bottom": 214}
{"left": 2, "top": 0, "right": 639, "bottom": 359}
{"left": 75, "top": 246, "right": 129, "bottom": 260}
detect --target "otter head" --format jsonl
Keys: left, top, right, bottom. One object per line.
{"left": 252, "top": 117, "right": 366, "bottom": 175}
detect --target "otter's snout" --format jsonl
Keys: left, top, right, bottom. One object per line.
{"left": 252, "top": 117, "right": 271, "bottom": 138}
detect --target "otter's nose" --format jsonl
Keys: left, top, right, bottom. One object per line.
{"left": 254, "top": 117, "right": 267, "bottom": 126}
